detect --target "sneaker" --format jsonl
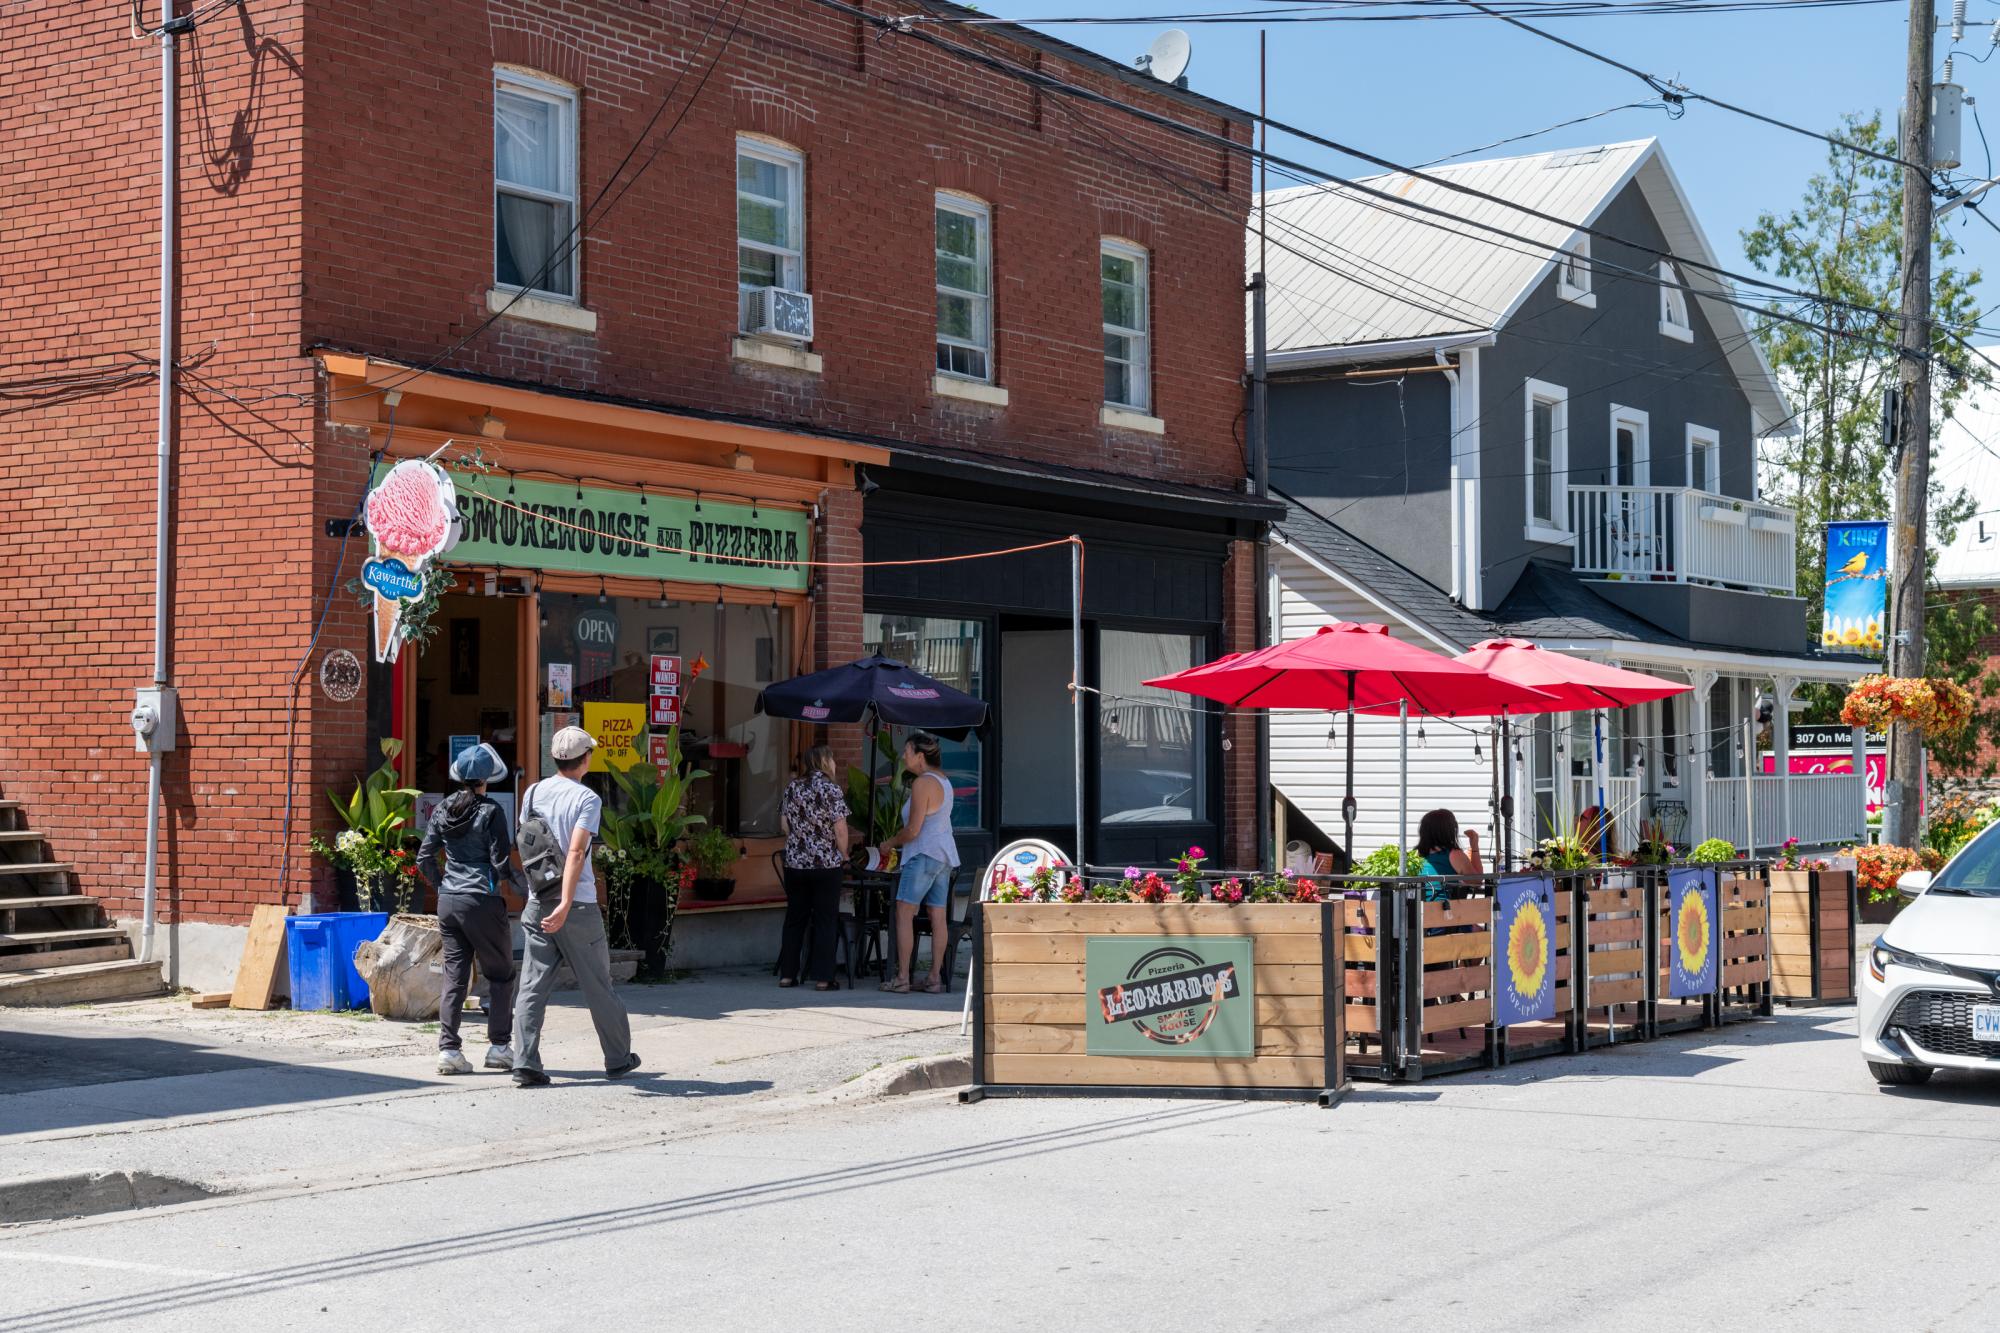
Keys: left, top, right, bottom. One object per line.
{"left": 483, "top": 1044, "right": 515, "bottom": 1071}
{"left": 437, "top": 1049, "right": 474, "bottom": 1076}
{"left": 606, "top": 1053, "right": 642, "bottom": 1079}
{"left": 512, "top": 1067, "right": 551, "bottom": 1088}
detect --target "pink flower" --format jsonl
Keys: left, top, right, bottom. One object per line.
{"left": 1123, "top": 866, "right": 1142, "bottom": 881}
{"left": 1186, "top": 846, "right": 1206, "bottom": 860}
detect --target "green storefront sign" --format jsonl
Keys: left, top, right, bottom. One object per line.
{"left": 1085, "top": 936, "right": 1256, "bottom": 1059}
{"left": 448, "top": 473, "right": 809, "bottom": 591}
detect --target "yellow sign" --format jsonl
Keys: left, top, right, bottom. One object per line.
{"left": 582, "top": 702, "right": 646, "bottom": 773}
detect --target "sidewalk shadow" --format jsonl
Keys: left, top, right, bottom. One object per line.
{"left": 0, "top": 1028, "right": 428, "bottom": 1139}
{"left": 614, "top": 969, "right": 962, "bottom": 1025}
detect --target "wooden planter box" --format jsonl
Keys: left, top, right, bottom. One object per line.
{"left": 1769, "top": 869, "right": 1856, "bottom": 1004}
{"left": 966, "top": 902, "right": 1345, "bottom": 1105}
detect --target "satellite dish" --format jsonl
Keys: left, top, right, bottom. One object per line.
{"left": 1137, "top": 28, "right": 1192, "bottom": 87}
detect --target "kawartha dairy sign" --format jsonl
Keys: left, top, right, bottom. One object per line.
{"left": 362, "top": 459, "right": 462, "bottom": 664}
{"left": 450, "top": 475, "right": 808, "bottom": 592}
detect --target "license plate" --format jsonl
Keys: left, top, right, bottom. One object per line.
{"left": 1975, "top": 1005, "right": 2000, "bottom": 1043}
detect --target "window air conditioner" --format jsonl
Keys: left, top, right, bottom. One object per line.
{"left": 741, "top": 286, "right": 813, "bottom": 342}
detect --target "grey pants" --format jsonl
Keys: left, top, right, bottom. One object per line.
{"left": 513, "top": 900, "right": 632, "bottom": 1075}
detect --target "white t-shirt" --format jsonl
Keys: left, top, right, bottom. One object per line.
{"left": 526, "top": 774, "right": 603, "bottom": 905}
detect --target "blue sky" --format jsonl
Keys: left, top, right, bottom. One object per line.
{"left": 972, "top": 0, "right": 2000, "bottom": 309}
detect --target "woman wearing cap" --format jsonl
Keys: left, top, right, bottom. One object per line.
{"left": 416, "top": 742, "right": 525, "bottom": 1076}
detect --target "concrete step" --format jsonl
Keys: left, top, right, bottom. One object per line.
{"left": 0, "top": 959, "right": 163, "bottom": 1007}
{"left": 0, "top": 895, "right": 93, "bottom": 912}
{"left": 0, "top": 926, "right": 127, "bottom": 950}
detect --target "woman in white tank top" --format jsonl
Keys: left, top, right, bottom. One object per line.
{"left": 879, "top": 731, "right": 959, "bottom": 993}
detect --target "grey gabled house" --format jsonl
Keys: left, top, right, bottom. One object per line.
{"left": 1258, "top": 138, "right": 1868, "bottom": 860}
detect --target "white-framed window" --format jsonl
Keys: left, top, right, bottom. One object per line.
{"left": 1101, "top": 240, "right": 1150, "bottom": 412}
{"left": 1687, "top": 423, "right": 1720, "bottom": 492}
{"left": 935, "top": 195, "right": 992, "bottom": 382}
{"left": 737, "top": 137, "right": 804, "bottom": 296}
{"left": 1609, "top": 404, "right": 1650, "bottom": 486}
{"left": 1557, "top": 237, "right": 1594, "bottom": 305}
{"left": 1524, "top": 377, "right": 1570, "bottom": 539}
{"left": 494, "top": 69, "right": 580, "bottom": 301}
{"left": 1658, "top": 260, "right": 1693, "bottom": 341}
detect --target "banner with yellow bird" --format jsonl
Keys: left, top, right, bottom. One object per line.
{"left": 1495, "top": 873, "right": 1557, "bottom": 1026}
{"left": 1821, "top": 521, "right": 1888, "bottom": 656}
{"left": 1667, "top": 867, "right": 1719, "bottom": 998}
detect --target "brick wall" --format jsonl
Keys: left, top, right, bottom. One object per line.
{"left": 3, "top": 0, "right": 1256, "bottom": 927}
{"left": 0, "top": 3, "right": 318, "bottom": 922}
{"left": 299, "top": 0, "right": 1253, "bottom": 490}
{"left": 1221, "top": 540, "right": 1262, "bottom": 868}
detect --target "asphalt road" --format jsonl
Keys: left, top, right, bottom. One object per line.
{"left": 4, "top": 1006, "right": 1998, "bottom": 1332}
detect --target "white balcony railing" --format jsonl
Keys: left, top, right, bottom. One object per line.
{"left": 1704, "top": 774, "right": 1864, "bottom": 851}
{"left": 1568, "top": 485, "right": 1796, "bottom": 594}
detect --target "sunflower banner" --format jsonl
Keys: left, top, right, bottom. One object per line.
{"left": 1494, "top": 873, "right": 1556, "bottom": 1027}
{"left": 1667, "top": 867, "right": 1719, "bottom": 998}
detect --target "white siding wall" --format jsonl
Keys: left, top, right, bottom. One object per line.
{"left": 1271, "top": 549, "right": 1495, "bottom": 859}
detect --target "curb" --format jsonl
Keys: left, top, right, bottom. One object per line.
{"left": 826, "top": 1054, "right": 971, "bottom": 1102}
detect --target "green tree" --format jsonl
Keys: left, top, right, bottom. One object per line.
{"left": 1743, "top": 113, "right": 2000, "bottom": 773}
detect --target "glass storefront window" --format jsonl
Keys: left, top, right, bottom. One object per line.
{"left": 537, "top": 592, "right": 794, "bottom": 836}
{"left": 1098, "top": 630, "right": 1208, "bottom": 824}
{"left": 861, "top": 613, "right": 985, "bottom": 829}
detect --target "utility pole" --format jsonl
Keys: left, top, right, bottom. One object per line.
{"left": 1250, "top": 30, "right": 1273, "bottom": 871}
{"left": 1888, "top": 0, "right": 1935, "bottom": 849}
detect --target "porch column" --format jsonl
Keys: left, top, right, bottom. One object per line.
{"left": 1688, "top": 667, "right": 1719, "bottom": 845}
{"left": 1773, "top": 673, "right": 1798, "bottom": 847}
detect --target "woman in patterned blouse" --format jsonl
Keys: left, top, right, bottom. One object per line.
{"left": 778, "top": 744, "right": 852, "bottom": 990}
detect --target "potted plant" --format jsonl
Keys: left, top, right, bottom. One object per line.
{"left": 1847, "top": 843, "right": 1944, "bottom": 923}
{"left": 1686, "top": 837, "right": 1739, "bottom": 866}
{"left": 844, "top": 729, "right": 910, "bottom": 849}
{"left": 687, "top": 826, "right": 741, "bottom": 903}
{"left": 310, "top": 739, "right": 421, "bottom": 913}
{"left": 602, "top": 727, "right": 708, "bottom": 978}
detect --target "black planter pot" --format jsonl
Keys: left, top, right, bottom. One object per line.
{"left": 626, "top": 876, "right": 685, "bottom": 978}
{"left": 333, "top": 867, "right": 411, "bottom": 914}
{"left": 690, "top": 876, "right": 735, "bottom": 903}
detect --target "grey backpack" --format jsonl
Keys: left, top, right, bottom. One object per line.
{"left": 515, "top": 781, "right": 565, "bottom": 895}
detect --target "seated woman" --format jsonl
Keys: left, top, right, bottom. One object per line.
{"left": 1415, "top": 808, "right": 1484, "bottom": 902}
{"left": 1575, "top": 806, "right": 1615, "bottom": 860}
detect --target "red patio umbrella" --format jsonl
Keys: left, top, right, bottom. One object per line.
{"left": 1451, "top": 639, "right": 1689, "bottom": 864}
{"left": 1147, "top": 623, "right": 1557, "bottom": 861}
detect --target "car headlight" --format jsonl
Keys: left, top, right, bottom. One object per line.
{"left": 1869, "top": 941, "right": 1954, "bottom": 983}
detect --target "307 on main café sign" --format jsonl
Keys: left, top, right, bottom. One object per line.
{"left": 1085, "top": 937, "right": 1256, "bottom": 1059}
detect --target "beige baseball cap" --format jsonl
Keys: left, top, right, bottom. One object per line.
{"left": 550, "top": 726, "right": 597, "bottom": 761}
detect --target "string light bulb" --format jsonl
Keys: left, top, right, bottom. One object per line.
{"left": 507, "top": 471, "right": 516, "bottom": 497}
{"left": 1416, "top": 723, "right": 1427, "bottom": 748}
{"left": 694, "top": 491, "right": 702, "bottom": 513}
{"left": 597, "top": 577, "right": 607, "bottom": 606}
{"left": 715, "top": 586, "right": 725, "bottom": 611}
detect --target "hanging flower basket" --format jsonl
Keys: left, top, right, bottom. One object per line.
{"left": 1839, "top": 674, "right": 1974, "bottom": 739}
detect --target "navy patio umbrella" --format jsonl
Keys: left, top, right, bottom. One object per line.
{"left": 757, "top": 654, "right": 987, "bottom": 849}
{"left": 756, "top": 654, "right": 987, "bottom": 736}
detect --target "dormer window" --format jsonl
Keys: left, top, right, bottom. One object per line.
{"left": 1659, "top": 261, "right": 1693, "bottom": 342}
{"left": 1557, "top": 237, "right": 1594, "bottom": 306}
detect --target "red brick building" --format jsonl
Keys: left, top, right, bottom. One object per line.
{"left": 3, "top": 0, "right": 1267, "bottom": 989}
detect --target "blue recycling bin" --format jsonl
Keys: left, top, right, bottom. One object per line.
{"left": 286, "top": 912, "right": 389, "bottom": 1011}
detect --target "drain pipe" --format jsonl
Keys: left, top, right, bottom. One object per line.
{"left": 140, "top": 0, "right": 184, "bottom": 966}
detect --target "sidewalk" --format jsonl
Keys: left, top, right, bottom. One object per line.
{"left": 0, "top": 970, "right": 967, "bottom": 1207}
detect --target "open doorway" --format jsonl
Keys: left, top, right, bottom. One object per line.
{"left": 413, "top": 591, "right": 522, "bottom": 828}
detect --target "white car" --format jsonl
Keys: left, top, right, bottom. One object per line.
{"left": 1859, "top": 824, "right": 2000, "bottom": 1086}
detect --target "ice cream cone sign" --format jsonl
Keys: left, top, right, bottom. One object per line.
{"left": 361, "top": 459, "right": 461, "bottom": 664}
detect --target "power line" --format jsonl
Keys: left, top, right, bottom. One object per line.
{"left": 842, "top": 0, "right": 1917, "bottom": 339}
{"left": 1452, "top": 0, "right": 1928, "bottom": 172}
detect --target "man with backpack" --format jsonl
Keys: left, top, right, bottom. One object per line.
{"left": 511, "top": 725, "right": 640, "bottom": 1088}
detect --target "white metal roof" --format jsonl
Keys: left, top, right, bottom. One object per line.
{"left": 1253, "top": 138, "right": 1794, "bottom": 435}
{"left": 1934, "top": 351, "right": 2000, "bottom": 589}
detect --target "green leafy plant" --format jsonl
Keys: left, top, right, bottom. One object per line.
{"left": 601, "top": 728, "right": 708, "bottom": 965}
{"left": 311, "top": 739, "right": 421, "bottom": 911}
{"left": 688, "top": 825, "right": 740, "bottom": 880}
{"left": 1348, "top": 845, "right": 1419, "bottom": 889}
{"left": 1687, "top": 838, "right": 1739, "bottom": 865}
{"left": 844, "top": 729, "right": 909, "bottom": 846}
